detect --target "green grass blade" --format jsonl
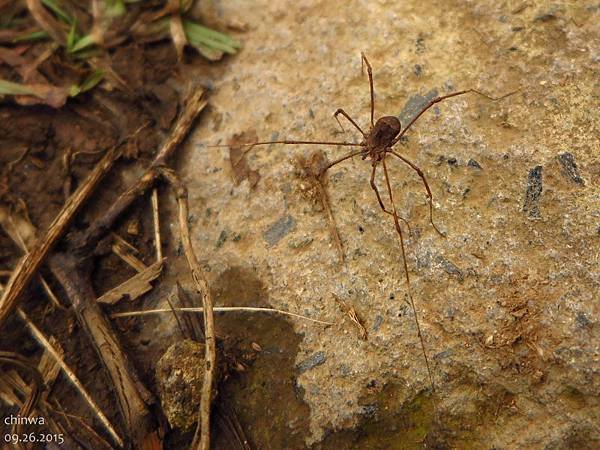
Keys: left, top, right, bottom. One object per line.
{"left": 66, "top": 21, "right": 77, "bottom": 50}
{"left": 183, "top": 21, "right": 240, "bottom": 54}
{"left": 41, "top": 0, "right": 74, "bottom": 25}
{"left": 0, "top": 79, "right": 37, "bottom": 96}
{"left": 183, "top": 20, "right": 241, "bottom": 50}
{"left": 13, "top": 30, "right": 50, "bottom": 43}
{"left": 70, "top": 34, "right": 96, "bottom": 53}
{"left": 78, "top": 69, "right": 104, "bottom": 93}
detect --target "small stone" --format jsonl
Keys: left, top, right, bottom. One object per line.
{"left": 251, "top": 342, "right": 263, "bottom": 352}
{"left": 297, "top": 351, "right": 326, "bottom": 374}
{"left": 156, "top": 339, "right": 217, "bottom": 431}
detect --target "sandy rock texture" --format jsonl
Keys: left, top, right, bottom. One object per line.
{"left": 169, "top": 0, "right": 597, "bottom": 448}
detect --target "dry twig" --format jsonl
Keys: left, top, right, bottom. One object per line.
{"left": 157, "top": 168, "right": 215, "bottom": 450}
{"left": 111, "top": 305, "right": 334, "bottom": 325}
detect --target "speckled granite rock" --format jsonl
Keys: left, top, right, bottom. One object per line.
{"left": 161, "top": 0, "right": 598, "bottom": 447}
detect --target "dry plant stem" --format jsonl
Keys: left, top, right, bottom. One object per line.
{"left": 0, "top": 205, "right": 62, "bottom": 309}
{"left": 0, "top": 146, "right": 120, "bottom": 329}
{"left": 176, "top": 282, "right": 205, "bottom": 341}
{"left": 166, "top": 294, "right": 187, "bottom": 339}
{"left": 111, "top": 306, "right": 334, "bottom": 325}
{"left": 16, "top": 308, "right": 124, "bottom": 448}
{"left": 25, "top": 0, "right": 66, "bottom": 44}
{"left": 158, "top": 168, "right": 215, "bottom": 450}
{"left": 71, "top": 89, "right": 207, "bottom": 252}
{"left": 151, "top": 189, "right": 162, "bottom": 262}
{"left": 48, "top": 253, "right": 158, "bottom": 448}
{"left": 314, "top": 176, "right": 344, "bottom": 264}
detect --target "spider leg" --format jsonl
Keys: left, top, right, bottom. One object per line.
{"left": 389, "top": 150, "right": 445, "bottom": 237}
{"left": 369, "top": 163, "right": 412, "bottom": 234}
{"left": 361, "top": 52, "right": 375, "bottom": 128}
{"left": 227, "top": 141, "right": 363, "bottom": 169}
{"left": 382, "top": 156, "right": 435, "bottom": 393}
{"left": 321, "top": 149, "right": 365, "bottom": 175}
{"left": 392, "top": 88, "right": 518, "bottom": 146}
{"left": 333, "top": 108, "right": 366, "bottom": 137}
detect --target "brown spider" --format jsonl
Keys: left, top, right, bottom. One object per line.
{"left": 221, "top": 53, "right": 515, "bottom": 392}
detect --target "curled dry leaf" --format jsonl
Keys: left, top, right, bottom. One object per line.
{"left": 228, "top": 130, "right": 260, "bottom": 188}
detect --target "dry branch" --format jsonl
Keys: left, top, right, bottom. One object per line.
{"left": 157, "top": 168, "right": 215, "bottom": 450}
{"left": 49, "top": 253, "right": 158, "bottom": 448}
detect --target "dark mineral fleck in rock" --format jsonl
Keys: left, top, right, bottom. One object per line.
{"left": 434, "top": 349, "right": 453, "bottom": 360}
{"left": 468, "top": 159, "right": 482, "bottom": 169}
{"left": 297, "top": 351, "right": 326, "bottom": 374}
{"left": 399, "top": 89, "right": 438, "bottom": 127}
{"left": 576, "top": 312, "right": 591, "bottom": 328}
{"left": 216, "top": 230, "right": 228, "bottom": 248}
{"left": 435, "top": 255, "right": 464, "bottom": 281}
{"left": 263, "top": 214, "right": 296, "bottom": 246}
{"left": 523, "top": 165, "right": 543, "bottom": 218}
{"left": 372, "top": 315, "right": 383, "bottom": 331}
{"left": 557, "top": 152, "right": 585, "bottom": 186}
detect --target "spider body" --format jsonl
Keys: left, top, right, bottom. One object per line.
{"left": 362, "top": 116, "right": 401, "bottom": 163}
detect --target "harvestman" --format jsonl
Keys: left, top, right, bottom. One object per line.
{"left": 221, "top": 53, "right": 515, "bottom": 392}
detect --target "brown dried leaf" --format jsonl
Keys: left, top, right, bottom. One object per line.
{"left": 97, "top": 259, "right": 165, "bottom": 305}
{"left": 228, "top": 130, "right": 260, "bottom": 188}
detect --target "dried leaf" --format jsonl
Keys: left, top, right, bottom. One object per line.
{"left": 228, "top": 130, "right": 260, "bottom": 188}
{"left": 97, "top": 259, "right": 165, "bottom": 305}
{"left": 170, "top": 13, "right": 187, "bottom": 60}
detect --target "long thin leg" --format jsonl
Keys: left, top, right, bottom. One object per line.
{"left": 228, "top": 141, "right": 363, "bottom": 168}
{"left": 392, "top": 88, "right": 518, "bottom": 146}
{"left": 361, "top": 52, "right": 375, "bottom": 128}
{"left": 334, "top": 108, "right": 366, "bottom": 137}
{"left": 382, "top": 156, "right": 435, "bottom": 393}
{"left": 389, "top": 150, "right": 444, "bottom": 237}
{"left": 369, "top": 164, "right": 412, "bottom": 234}
{"left": 211, "top": 139, "right": 363, "bottom": 149}
{"left": 322, "top": 149, "right": 365, "bottom": 174}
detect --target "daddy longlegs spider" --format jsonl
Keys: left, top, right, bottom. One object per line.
{"left": 213, "top": 53, "right": 516, "bottom": 393}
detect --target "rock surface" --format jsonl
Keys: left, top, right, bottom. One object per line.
{"left": 169, "top": 0, "right": 597, "bottom": 447}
